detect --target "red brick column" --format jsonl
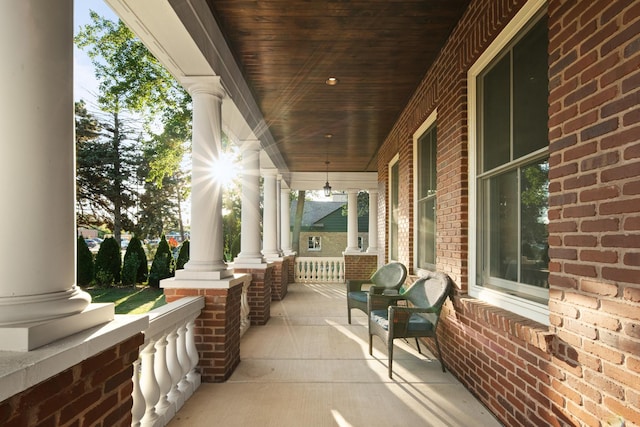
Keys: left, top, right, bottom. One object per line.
{"left": 232, "top": 266, "right": 273, "bottom": 325}
{"left": 164, "top": 280, "right": 244, "bottom": 382}
{"left": 0, "top": 333, "right": 143, "bottom": 426}
{"left": 270, "top": 257, "right": 291, "bottom": 300}
{"left": 344, "top": 254, "right": 378, "bottom": 281}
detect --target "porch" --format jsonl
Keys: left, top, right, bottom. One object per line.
{"left": 167, "top": 281, "right": 500, "bottom": 427}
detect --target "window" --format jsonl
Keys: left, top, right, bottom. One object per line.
{"left": 416, "top": 122, "right": 437, "bottom": 270}
{"left": 308, "top": 236, "right": 321, "bottom": 251}
{"left": 469, "top": 1, "right": 549, "bottom": 324}
{"left": 389, "top": 156, "right": 399, "bottom": 261}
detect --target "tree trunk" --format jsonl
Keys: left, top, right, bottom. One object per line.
{"left": 112, "top": 111, "right": 122, "bottom": 246}
{"left": 292, "top": 190, "right": 305, "bottom": 253}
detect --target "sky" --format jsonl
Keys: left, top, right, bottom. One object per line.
{"left": 74, "top": 0, "right": 118, "bottom": 105}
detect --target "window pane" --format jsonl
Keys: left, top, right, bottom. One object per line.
{"left": 419, "top": 128, "right": 437, "bottom": 198}
{"left": 520, "top": 160, "right": 549, "bottom": 287}
{"left": 390, "top": 162, "right": 399, "bottom": 260}
{"left": 418, "top": 197, "right": 436, "bottom": 267}
{"left": 488, "top": 170, "right": 518, "bottom": 280}
{"left": 481, "top": 54, "right": 511, "bottom": 172}
{"left": 513, "top": 17, "right": 549, "bottom": 159}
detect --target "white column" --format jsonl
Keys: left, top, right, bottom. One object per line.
{"left": 367, "top": 189, "right": 379, "bottom": 254}
{"left": 262, "top": 169, "right": 280, "bottom": 259}
{"left": 276, "top": 175, "right": 283, "bottom": 255}
{"left": 344, "top": 189, "right": 361, "bottom": 254}
{"left": 175, "top": 77, "right": 231, "bottom": 279}
{"left": 0, "top": 0, "right": 96, "bottom": 330}
{"left": 281, "top": 186, "right": 294, "bottom": 255}
{"left": 234, "top": 140, "right": 265, "bottom": 264}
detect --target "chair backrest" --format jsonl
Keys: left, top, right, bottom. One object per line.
{"left": 404, "top": 271, "right": 452, "bottom": 311}
{"left": 370, "top": 262, "right": 408, "bottom": 289}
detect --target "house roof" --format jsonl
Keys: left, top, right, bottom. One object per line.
{"left": 290, "top": 200, "right": 345, "bottom": 227}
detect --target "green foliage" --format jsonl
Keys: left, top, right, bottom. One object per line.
{"left": 148, "top": 235, "right": 175, "bottom": 288}
{"left": 94, "top": 237, "right": 121, "bottom": 285}
{"left": 176, "top": 240, "right": 190, "bottom": 270}
{"left": 75, "top": 12, "right": 191, "bottom": 242}
{"left": 77, "top": 236, "right": 94, "bottom": 286}
{"left": 121, "top": 252, "right": 139, "bottom": 286}
{"left": 123, "top": 236, "right": 148, "bottom": 284}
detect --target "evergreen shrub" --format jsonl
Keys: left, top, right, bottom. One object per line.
{"left": 123, "top": 236, "right": 148, "bottom": 284}
{"left": 176, "top": 240, "right": 190, "bottom": 270}
{"left": 94, "top": 237, "right": 121, "bottom": 285}
{"left": 148, "top": 235, "right": 175, "bottom": 288}
{"left": 77, "top": 235, "right": 94, "bottom": 286}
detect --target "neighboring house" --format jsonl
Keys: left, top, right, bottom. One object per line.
{"left": 290, "top": 200, "right": 368, "bottom": 256}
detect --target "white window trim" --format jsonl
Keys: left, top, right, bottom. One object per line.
{"left": 468, "top": 0, "right": 549, "bottom": 325}
{"left": 413, "top": 109, "right": 438, "bottom": 275}
{"left": 388, "top": 154, "right": 400, "bottom": 262}
{"left": 308, "top": 236, "right": 322, "bottom": 251}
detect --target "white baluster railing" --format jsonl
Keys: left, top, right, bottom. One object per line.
{"left": 294, "top": 257, "right": 345, "bottom": 283}
{"left": 131, "top": 296, "right": 205, "bottom": 427}
{"left": 240, "top": 278, "right": 251, "bottom": 337}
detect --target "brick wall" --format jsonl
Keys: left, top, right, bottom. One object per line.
{"left": 0, "top": 333, "right": 143, "bottom": 426}
{"left": 344, "top": 254, "right": 378, "bottom": 281}
{"left": 233, "top": 266, "right": 273, "bottom": 325}
{"left": 269, "top": 259, "right": 289, "bottom": 301}
{"left": 165, "top": 286, "right": 243, "bottom": 382}
{"left": 546, "top": 0, "right": 640, "bottom": 424}
{"left": 377, "top": 0, "right": 639, "bottom": 425}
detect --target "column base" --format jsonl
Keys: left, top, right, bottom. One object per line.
{"left": 0, "top": 303, "right": 115, "bottom": 351}
{"left": 174, "top": 267, "right": 234, "bottom": 281}
{"left": 343, "top": 248, "right": 363, "bottom": 254}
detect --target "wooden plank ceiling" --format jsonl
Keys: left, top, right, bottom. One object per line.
{"left": 205, "top": 0, "right": 470, "bottom": 173}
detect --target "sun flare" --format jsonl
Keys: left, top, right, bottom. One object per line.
{"left": 210, "top": 151, "right": 241, "bottom": 188}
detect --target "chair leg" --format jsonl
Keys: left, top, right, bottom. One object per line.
{"left": 369, "top": 333, "right": 373, "bottom": 356}
{"left": 348, "top": 308, "right": 352, "bottom": 324}
{"left": 415, "top": 338, "right": 421, "bottom": 354}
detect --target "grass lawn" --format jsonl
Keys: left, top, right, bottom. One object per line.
{"left": 86, "top": 285, "right": 166, "bottom": 314}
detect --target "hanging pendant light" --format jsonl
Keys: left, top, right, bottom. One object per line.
{"left": 323, "top": 160, "right": 331, "bottom": 197}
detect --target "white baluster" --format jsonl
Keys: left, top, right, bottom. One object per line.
{"left": 131, "top": 358, "right": 144, "bottom": 427}
{"left": 139, "top": 341, "right": 160, "bottom": 427}
{"left": 166, "top": 329, "right": 184, "bottom": 409}
{"left": 240, "top": 280, "right": 250, "bottom": 336}
{"left": 177, "top": 322, "right": 191, "bottom": 396}
{"left": 186, "top": 316, "right": 201, "bottom": 390}
{"left": 154, "top": 335, "right": 174, "bottom": 423}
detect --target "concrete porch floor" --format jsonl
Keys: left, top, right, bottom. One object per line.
{"left": 168, "top": 282, "right": 502, "bottom": 427}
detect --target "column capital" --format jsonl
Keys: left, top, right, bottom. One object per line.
{"left": 181, "top": 76, "right": 227, "bottom": 99}
{"left": 367, "top": 188, "right": 379, "bottom": 194}
{"left": 261, "top": 168, "right": 278, "bottom": 177}
{"left": 346, "top": 188, "right": 360, "bottom": 194}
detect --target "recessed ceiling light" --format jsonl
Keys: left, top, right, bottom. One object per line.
{"left": 325, "top": 133, "right": 333, "bottom": 139}
{"left": 325, "top": 77, "right": 339, "bottom": 86}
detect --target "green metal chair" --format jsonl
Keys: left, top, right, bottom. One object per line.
{"left": 368, "top": 271, "right": 452, "bottom": 378}
{"left": 346, "top": 262, "right": 407, "bottom": 324}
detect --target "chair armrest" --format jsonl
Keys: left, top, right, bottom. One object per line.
{"left": 389, "top": 306, "right": 439, "bottom": 315}
{"left": 346, "top": 279, "right": 369, "bottom": 292}
{"left": 367, "top": 292, "right": 406, "bottom": 312}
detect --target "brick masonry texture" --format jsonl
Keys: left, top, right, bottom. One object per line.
{"left": 344, "top": 254, "right": 379, "bottom": 281}
{"left": 0, "top": 334, "right": 143, "bottom": 427}
{"left": 165, "top": 285, "right": 243, "bottom": 382}
{"left": 377, "top": 0, "right": 640, "bottom": 425}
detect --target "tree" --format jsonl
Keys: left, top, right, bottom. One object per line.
{"left": 75, "top": 12, "right": 189, "bottom": 244}
{"left": 148, "top": 235, "right": 175, "bottom": 288}
{"left": 292, "top": 190, "right": 306, "bottom": 253}
{"left": 122, "top": 236, "right": 148, "bottom": 285}
{"left": 77, "top": 235, "right": 94, "bottom": 286}
{"left": 94, "top": 237, "right": 121, "bottom": 285}
{"left": 176, "top": 240, "right": 190, "bottom": 270}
